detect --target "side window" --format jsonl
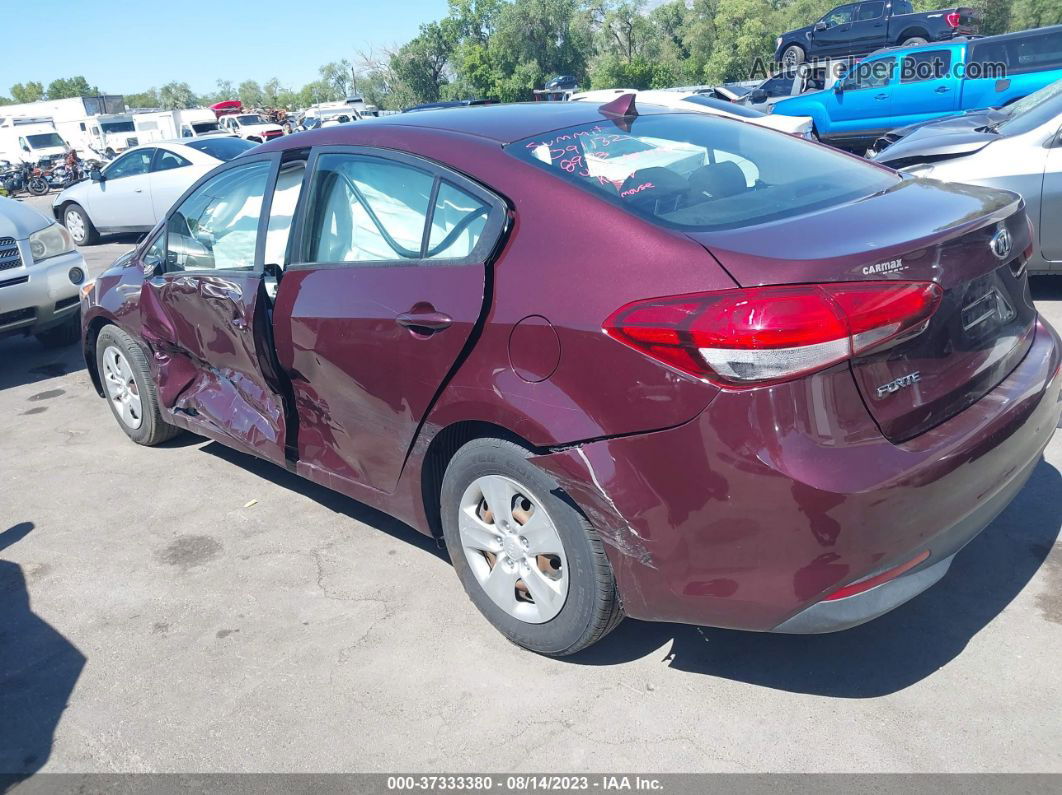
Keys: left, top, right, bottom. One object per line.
{"left": 843, "top": 57, "right": 895, "bottom": 90}
{"left": 153, "top": 149, "right": 192, "bottom": 172}
{"left": 1014, "top": 30, "right": 1062, "bottom": 73}
{"left": 305, "top": 154, "right": 434, "bottom": 262}
{"left": 762, "top": 74, "right": 795, "bottom": 97}
{"left": 427, "top": 182, "right": 490, "bottom": 259}
{"left": 894, "top": 0, "right": 914, "bottom": 13}
{"left": 181, "top": 126, "right": 193, "bottom": 138}
{"left": 823, "top": 5, "right": 854, "bottom": 27}
{"left": 901, "top": 50, "right": 953, "bottom": 83}
{"left": 104, "top": 149, "right": 154, "bottom": 180}
{"left": 164, "top": 161, "right": 270, "bottom": 272}
{"left": 856, "top": 2, "right": 883, "bottom": 21}
{"left": 264, "top": 160, "right": 305, "bottom": 266}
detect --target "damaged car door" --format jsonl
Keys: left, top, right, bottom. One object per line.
{"left": 271, "top": 148, "right": 507, "bottom": 494}
{"left": 138, "top": 155, "right": 295, "bottom": 465}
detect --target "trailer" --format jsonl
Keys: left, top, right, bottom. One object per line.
{"left": 0, "top": 117, "right": 71, "bottom": 164}
{"left": 132, "top": 109, "right": 223, "bottom": 141}
{"left": 0, "top": 95, "right": 137, "bottom": 159}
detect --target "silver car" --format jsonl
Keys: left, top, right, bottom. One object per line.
{"left": 0, "top": 196, "right": 94, "bottom": 346}
{"left": 871, "top": 80, "right": 1062, "bottom": 275}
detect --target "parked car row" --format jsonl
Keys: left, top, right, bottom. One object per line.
{"left": 66, "top": 97, "right": 1059, "bottom": 656}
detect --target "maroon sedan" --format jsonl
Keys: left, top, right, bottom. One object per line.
{"left": 81, "top": 97, "right": 1061, "bottom": 655}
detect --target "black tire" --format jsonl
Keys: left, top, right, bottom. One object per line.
{"left": 441, "top": 437, "right": 623, "bottom": 656}
{"left": 95, "top": 325, "right": 181, "bottom": 446}
{"left": 34, "top": 311, "right": 81, "bottom": 348}
{"left": 27, "top": 177, "right": 48, "bottom": 196}
{"left": 901, "top": 36, "right": 928, "bottom": 47}
{"left": 62, "top": 203, "right": 99, "bottom": 246}
{"left": 782, "top": 44, "right": 805, "bottom": 68}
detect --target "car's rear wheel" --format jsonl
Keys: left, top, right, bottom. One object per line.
{"left": 63, "top": 203, "right": 98, "bottom": 246}
{"left": 96, "top": 325, "right": 180, "bottom": 446}
{"left": 901, "top": 36, "right": 928, "bottom": 47}
{"left": 441, "top": 437, "right": 623, "bottom": 656}
{"left": 782, "top": 44, "right": 805, "bottom": 67}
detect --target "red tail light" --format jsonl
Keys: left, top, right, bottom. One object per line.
{"left": 604, "top": 281, "right": 942, "bottom": 386}
{"left": 945, "top": 11, "right": 961, "bottom": 26}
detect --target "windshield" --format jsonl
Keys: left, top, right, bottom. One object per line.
{"left": 184, "top": 136, "right": 256, "bottom": 161}
{"left": 26, "top": 133, "right": 65, "bottom": 149}
{"left": 191, "top": 121, "right": 220, "bottom": 133}
{"left": 996, "top": 79, "right": 1062, "bottom": 135}
{"left": 509, "top": 114, "right": 897, "bottom": 232}
{"left": 237, "top": 114, "right": 263, "bottom": 125}
{"left": 101, "top": 120, "right": 135, "bottom": 133}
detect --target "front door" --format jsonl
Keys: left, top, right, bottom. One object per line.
{"left": 91, "top": 148, "right": 156, "bottom": 229}
{"left": 137, "top": 155, "right": 294, "bottom": 465}
{"left": 831, "top": 55, "right": 896, "bottom": 136}
{"left": 271, "top": 148, "right": 507, "bottom": 494}
{"left": 896, "top": 49, "right": 959, "bottom": 123}
{"left": 1041, "top": 125, "right": 1062, "bottom": 266}
{"left": 812, "top": 4, "right": 856, "bottom": 57}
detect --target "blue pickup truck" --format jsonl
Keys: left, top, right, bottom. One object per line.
{"left": 772, "top": 25, "right": 1062, "bottom": 150}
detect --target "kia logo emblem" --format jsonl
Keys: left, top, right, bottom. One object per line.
{"left": 990, "top": 227, "right": 1012, "bottom": 260}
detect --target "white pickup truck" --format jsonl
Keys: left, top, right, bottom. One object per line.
{"left": 218, "top": 113, "right": 284, "bottom": 143}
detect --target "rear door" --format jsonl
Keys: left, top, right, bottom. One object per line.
{"left": 92, "top": 148, "right": 156, "bottom": 229}
{"left": 271, "top": 147, "right": 508, "bottom": 494}
{"left": 138, "top": 152, "right": 297, "bottom": 465}
{"left": 850, "top": 1, "right": 886, "bottom": 53}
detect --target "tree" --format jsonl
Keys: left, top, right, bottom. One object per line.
{"left": 212, "top": 79, "right": 237, "bottom": 104}
{"left": 157, "top": 81, "right": 196, "bottom": 109}
{"left": 1010, "top": 0, "right": 1062, "bottom": 29}
{"left": 10, "top": 81, "right": 45, "bottom": 103}
{"left": 45, "top": 76, "right": 99, "bottom": 99}
{"left": 238, "top": 80, "right": 264, "bottom": 108}
{"left": 263, "top": 78, "right": 282, "bottom": 106}
{"left": 318, "top": 61, "right": 354, "bottom": 100}
{"left": 390, "top": 20, "right": 459, "bottom": 104}
{"left": 125, "top": 88, "right": 161, "bottom": 109}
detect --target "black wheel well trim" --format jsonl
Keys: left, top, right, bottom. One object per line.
{"left": 84, "top": 315, "right": 115, "bottom": 397}
{"left": 898, "top": 28, "right": 929, "bottom": 41}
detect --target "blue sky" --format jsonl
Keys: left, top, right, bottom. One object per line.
{"left": 7, "top": 0, "right": 451, "bottom": 95}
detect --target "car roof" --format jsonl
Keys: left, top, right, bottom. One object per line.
{"left": 265, "top": 101, "right": 674, "bottom": 146}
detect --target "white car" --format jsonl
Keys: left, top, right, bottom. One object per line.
{"left": 0, "top": 196, "right": 94, "bottom": 347}
{"left": 570, "top": 88, "right": 816, "bottom": 138}
{"left": 52, "top": 138, "right": 256, "bottom": 245}
{"left": 218, "top": 113, "right": 285, "bottom": 143}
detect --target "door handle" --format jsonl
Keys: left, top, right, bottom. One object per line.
{"left": 396, "top": 308, "right": 453, "bottom": 333}
{"left": 874, "top": 93, "right": 888, "bottom": 101}
{"left": 935, "top": 86, "right": 950, "bottom": 93}
{"left": 134, "top": 188, "right": 143, "bottom": 192}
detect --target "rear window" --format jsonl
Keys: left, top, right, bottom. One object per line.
{"left": 185, "top": 137, "right": 257, "bottom": 161}
{"left": 508, "top": 114, "right": 896, "bottom": 232}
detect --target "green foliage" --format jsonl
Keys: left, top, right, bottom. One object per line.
{"left": 45, "top": 75, "right": 99, "bottom": 99}
{"left": 9, "top": 0, "right": 1054, "bottom": 115}
{"left": 10, "top": 81, "right": 45, "bottom": 103}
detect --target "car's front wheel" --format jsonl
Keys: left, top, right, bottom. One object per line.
{"left": 95, "top": 325, "right": 181, "bottom": 446}
{"left": 63, "top": 203, "right": 98, "bottom": 246}
{"left": 441, "top": 437, "right": 623, "bottom": 656}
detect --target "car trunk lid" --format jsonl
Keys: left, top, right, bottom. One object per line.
{"left": 685, "top": 179, "right": 1036, "bottom": 442}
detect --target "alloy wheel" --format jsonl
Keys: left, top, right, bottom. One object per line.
{"left": 458, "top": 474, "right": 569, "bottom": 623}
{"left": 65, "top": 209, "right": 85, "bottom": 244}
{"left": 102, "top": 345, "right": 143, "bottom": 429}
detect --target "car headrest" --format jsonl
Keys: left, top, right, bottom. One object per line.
{"left": 618, "top": 167, "right": 688, "bottom": 213}
{"left": 688, "top": 161, "right": 748, "bottom": 199}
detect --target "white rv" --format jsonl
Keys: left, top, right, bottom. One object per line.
{"left": 132, "top": 109, "right": 224, "bottom": 142}
{"left": 0, "top": 117, "right": 71, "bottom": 164}
{"left": 0, "top": 95, "right": 137, "bottom": 159}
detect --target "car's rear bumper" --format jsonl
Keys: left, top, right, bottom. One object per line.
{"left": 536, "top": 317, "right": 1062, "bottom": 632}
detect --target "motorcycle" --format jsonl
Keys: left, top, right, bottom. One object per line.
{"left": 0, "top": 160, "right": 48, "bottom": 197}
